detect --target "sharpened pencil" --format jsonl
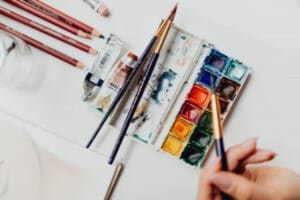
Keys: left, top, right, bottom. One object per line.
{"left": 4, "top": 0, "right": 92, "bottom": 39}
{"left": 0, "top": 22, "right": 85, "bottom": 69}
{"left": 0, "top": 6, "right": 97, "bottom": 55}
{"left": 23, "top": 0, "right": 104, "bottom": 38}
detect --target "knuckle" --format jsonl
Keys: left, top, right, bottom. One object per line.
{"left": 227, "top": 144, "right": 241, "bottom": 156}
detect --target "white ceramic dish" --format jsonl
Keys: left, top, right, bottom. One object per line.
{"left": 0, "top": 119, "right": 40, "bottom": 200}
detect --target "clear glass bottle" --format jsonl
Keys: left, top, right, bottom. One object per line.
{"left": 0, "top": 31, "right": 33, "bottom": 88}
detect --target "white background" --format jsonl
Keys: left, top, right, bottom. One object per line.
{"left": 1, "top": 0, "right": 300, "bottom": 199}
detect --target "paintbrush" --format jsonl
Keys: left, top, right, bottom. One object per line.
{"left": 85, "top": 3, "right": 178, "bottom": 149}
{"left": 108, "top": 17, "right": 175, "bottom": 165}
{"left": 210, "top": 74, "right": 232, "bottom": 200}
{"left": 104, "top": 163, "right": 123, "bottom": 200}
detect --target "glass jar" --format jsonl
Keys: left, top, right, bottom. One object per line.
{"left": 0, "top": 31, "right": 34, "bottom": 88}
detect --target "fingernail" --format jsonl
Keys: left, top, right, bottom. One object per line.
{"left": 269, "top": 151, "right": 277, "bottom": 158}
{"left": 241, "top": 138, "right": 257, "bottom": 149}
{"left": 210, "top": 174, "right": 232, "bottom": 190}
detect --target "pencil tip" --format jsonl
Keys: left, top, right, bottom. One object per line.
{"left": 89, "top": 48, "right": 98, "bottom": 55}
{"left": 92, "top": 30, "right": 105, "bottom": 39}
{"left": 77, "top": 61, "right": 85, "bottom": 69}
{"left": 78, "top": 31, "right": 92, "bottom": 39}
{"left": 99, "top": 34, "right": 105, "bottom": 39}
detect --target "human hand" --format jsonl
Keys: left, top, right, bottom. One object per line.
{"left": 197, "top": 138, "right": 300, "bottom": 200}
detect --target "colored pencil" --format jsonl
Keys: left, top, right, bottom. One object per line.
{"left": 23, "top": 0, "right": 104, "bottom": 38}
{"left": 0, "top": 22, "right": 85, "bottom": 68}
{"left": 85, "top": 3, "right": 178, "bottom": 149}
{"left": 0, "top": 6, "right": 97, "bottom": 55}
{"left": 210, "top": 75, "right": 232, "bottom": 200}
{"left": 108, "top": 16, "right": 174, "bottom": 165}
{"left": 4, "top": 0, "right": 91, "bottom": 39}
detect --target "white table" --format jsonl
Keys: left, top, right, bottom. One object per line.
{"left": 1, "top": 0, "right": 300, "bottom": 199}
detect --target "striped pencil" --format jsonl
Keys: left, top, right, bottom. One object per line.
{"left": 0, "top": 22, "right": 85, "bottom": 69}
{"left": 0, "top": 6, "right": 97, "bottom": 55}
{"left": 4, "top": 0, "right": 91, "bottom": 39}
{"left": 23, "top": 0, "right": 104, "bottom": 38}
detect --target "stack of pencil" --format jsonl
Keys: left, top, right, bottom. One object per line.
{"left": 0, "top": 0, "right": 104, "bottom": 68}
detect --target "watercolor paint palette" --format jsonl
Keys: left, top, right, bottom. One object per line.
{"left": 157, "top": 48, "right": 250, "bottom": 167}
{"left": 109, "top": 25, "right": 251, "bottom": 168}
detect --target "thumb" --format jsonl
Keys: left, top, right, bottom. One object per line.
{"left": 210, "top": 172, "right": 272, "bottom": 199}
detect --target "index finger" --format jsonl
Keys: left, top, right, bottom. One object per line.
{"left": 197, "top": 157, "right": 221, "bottom": 200}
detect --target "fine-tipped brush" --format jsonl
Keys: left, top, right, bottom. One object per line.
{"left": 108, "top": 13, "right": 175, "bottom": 165}
{"left": 210, "top": 74, "right": 232, "bottom": 200}
{"left": 85, "top": 3, "right": 178, "bottom": 149}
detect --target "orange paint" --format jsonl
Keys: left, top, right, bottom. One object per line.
{"left": 188, "top": 84, "right": 211, "bottom": 108}
{"left": 170, "top": 118, "right": 194, "bottom": 140}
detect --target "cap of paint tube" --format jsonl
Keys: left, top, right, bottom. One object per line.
{"left": 128, "top": 52, "right": 138, "bottom": 60}
{"left": 124, "top": 52, "right": 138, "bottom": 66}
{"left": 97, "top": 4, "right": 110, "bottom": 17}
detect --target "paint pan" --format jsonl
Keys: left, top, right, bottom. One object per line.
{"left": 225, "top": 60, "right": 248, "bottom": 83}
{"left": 187, "top": 84, "right": 211, "bottom": 108}
{"left": 218, "top": 97, "right": 230, "bottom": 115}
{"left": 197, "top": 110, "right": 213, "bottom": 134}
{"left": 170, "top": 118, "right": 194, "bottom": 140}
{"left": 178, "top": 101, "right": 203, "bottom": 123}
{"left": 180, "top": 143, "right": 206, "bottom": 166}
{"left": 216, "top": 77, "right": 240, "bottom": 100}
{"left": 208, "top": 97, "right": 230, "bottom": 115}
{"left": 196, "top": 69, "right": 219, "bottom": 89}
{"left": 190, "top": 129, "right": 212, "bottom": 148}
{"left": 162, "top": 135, "right": 184, "bottom": 157}
{"left": 204, "top": 49, "right": 229, "bottom": 72}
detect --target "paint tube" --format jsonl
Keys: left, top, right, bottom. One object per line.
{"left": 82, "top": 33, "right": 124, "bottom": 101}
{"left": 92, "top": 52, "right": 138, "bottom": 114}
